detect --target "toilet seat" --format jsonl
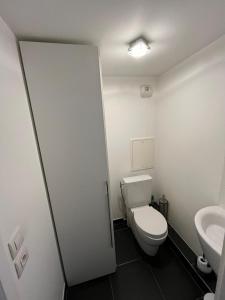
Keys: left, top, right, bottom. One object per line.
{"left": 132, "top": 206, "right": 168, "bottom": 239}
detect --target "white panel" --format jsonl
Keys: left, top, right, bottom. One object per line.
{"left": 131, "top": 137, "right": 154, "bottom": 171}
{"left": 20, "top": 42, "right": 116, "bottom": 286}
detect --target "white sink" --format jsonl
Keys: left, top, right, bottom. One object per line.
{"left": 195, "top": 205, "right": 225, "bottom": 274}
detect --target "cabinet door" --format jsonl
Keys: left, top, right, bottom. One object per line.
{"left": 20, "top": 42, "right": 116, "bottom": 286}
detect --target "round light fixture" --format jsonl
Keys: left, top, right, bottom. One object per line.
{"left": 128, "top": 37, "right": 150, "bottom": 58}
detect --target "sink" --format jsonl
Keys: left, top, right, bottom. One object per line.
{"left": 195, "top": 205, "right": 225, "bottom": 274}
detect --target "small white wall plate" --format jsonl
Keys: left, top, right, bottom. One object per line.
{"left": 14, "top": 246, "right": 29, "bottom": 279}
{"left": 8, "top": 227, "right": 24, "bottom": 260}
{"left": 140, "top": 85, "right": 153, "bottom": 98}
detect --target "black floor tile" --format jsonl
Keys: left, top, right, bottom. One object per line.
{"left": 144, "top": 243, "right": 204, "bottom": 300}
{"left": 113, "top": 219, "right": 127, "bottom": 231}
{"left": 111, "top": 260, "right": 163, "bottom": 300}
{"left": 168, "top": 225, "right": 216, "bottom": 293}
{"left": 67, "top": 225, "right": 208, "bottom": 300}
{"left": 67, "top": 276, "right": 113, "bottom": 300}
{"left": 114, "top": 228, "right": 141, "bottom": 265}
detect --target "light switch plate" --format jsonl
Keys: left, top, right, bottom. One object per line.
{"left": 14, "top": 247, "right": 29, "bottom": 279}
{"left": 8, "top": 228, "right": 24, "bottom": 260}
{"left": 14, "top": 260, "right": 23, "bottom": 279}
{"left": 19, "top": 247, "right": 29, "bottom": 268}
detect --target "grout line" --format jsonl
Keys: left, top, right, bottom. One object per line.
{"left": 147, "top": 264, "right": 167, "bottom": 300}
{"left": 168, "top": 237, "right": 212, "bottom": 292}
{"left": 117, "top": 257, "right": 141, "bottom": 267}
{"left": 108, "top": 275, "right": 115, "bottom": 300}
{"left": 168, "top": 229, "right": 214, "bottom": 293}
{"left": 168, "top": 244, "right": 206, "bottom": 294}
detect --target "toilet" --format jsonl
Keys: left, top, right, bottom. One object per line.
{"left": 122, "top": 175, "right": 168, "bottom": 256}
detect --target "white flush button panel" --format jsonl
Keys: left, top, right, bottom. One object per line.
{"left": 14, "top": 247, "right": 29, "bottom": 279}
{"left": 8, "top": 228, "right": 24, "bottom": 260}
{"left": 140, "top": 85, "right": 153, "bottom": 98}
{"left": 131, "top": 137, "right": 154, "bottom": 171}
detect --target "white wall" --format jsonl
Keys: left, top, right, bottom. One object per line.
{"left": 156, "top": 35, "right": 225, "bottom": 254}
{"left": 0, "top": 17, "right": 64, "bottom": 300}
{"left": 103, "top": 77, "right": 156, "bottom": 219}
{"left": 219, "top": 157, "right": 225, "bottom": 207}
{"left": 0, "top": 235, "right": 19, "bottom": 300}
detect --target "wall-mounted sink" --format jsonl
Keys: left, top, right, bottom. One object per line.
{"left": 195, "top": 205, "right": 225, "bottom": 274}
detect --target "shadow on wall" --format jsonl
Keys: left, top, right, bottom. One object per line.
{"left": 0, "top": 281, "right": 7, "bottom": 300}
{"left": 158, "top": 35, "right": 225, "bottom": 96}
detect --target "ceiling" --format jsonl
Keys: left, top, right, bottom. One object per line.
{"left": 0, "top": 0, "right": 225, "bottom": 76}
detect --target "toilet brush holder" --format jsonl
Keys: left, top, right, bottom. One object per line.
{"left": 197, "top": 256, "right": 212, "bottom": 274}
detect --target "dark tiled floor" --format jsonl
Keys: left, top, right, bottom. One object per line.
{"left": 168, "top": 225, "right": 216, "bottom": 293}
{"left": 145, "top": 245, "right": 203, "bottom": 300}
{"left": 114, "top": 227, "right": 141, "bottom": 265}
{"left": 111, "top": 260, "right": 163, "bottom": 300}
{"left": 66, "top": 224, "right": 205, "bottom": 300}
{"left": 67, "top": 276, "right": 113, "bottom": 300}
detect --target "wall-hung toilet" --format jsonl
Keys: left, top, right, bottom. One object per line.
{"left": 122, "top": 175, "right": 168, "bottom": 256}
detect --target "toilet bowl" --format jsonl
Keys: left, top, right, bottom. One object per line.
{"left": 131, "top": 205, "right": 168, "bottom": 256}
{"left": 122, "top": 175, "right": 168, "bottom": 256}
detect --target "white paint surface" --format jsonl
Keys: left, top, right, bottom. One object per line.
{"left": 103, "top": 77, "right": 156, "bottom": 219}
{"left": 219, "top": 159, "right": 225, "bottom": 208}
{"left": 0, "top": 235, "right": 19, "bottom": 300}
{"left": 0, "top": 17, "right": 64, "bottom": 300}
{"left": 155, "top": 35, "right": 225, "bottom": 254}
{"left": 0, "top": 0, "right": 225, "bottom": 76}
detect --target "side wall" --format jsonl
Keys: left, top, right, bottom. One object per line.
{"left": 0, "top": 17, "right": 64, "bottom": 300}
{"left": 103, "top": 77, "right": 156, "bottom": 219}
{"left": 156, "top": 35, "right": 225, "bottom": 254}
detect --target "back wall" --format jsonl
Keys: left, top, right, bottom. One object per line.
{"left": 103, "top": 77, "right": 156, "bottom": 219}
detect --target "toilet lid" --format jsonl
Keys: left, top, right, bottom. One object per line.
{"left": 132, "top": 206, "right": 167, "bottom": 238}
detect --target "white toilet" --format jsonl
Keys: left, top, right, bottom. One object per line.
{"left": 122, "top": 175, "right": 168, "bottom": 256}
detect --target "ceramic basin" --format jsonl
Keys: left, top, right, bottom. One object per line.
{"left": 195, "top": 205, "right": 225, "bottom": 274}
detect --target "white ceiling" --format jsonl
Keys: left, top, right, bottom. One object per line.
{"left": 0, "top": 0, "right": 225, "bottom": 76}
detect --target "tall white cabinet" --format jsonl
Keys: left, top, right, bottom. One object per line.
{"left": 20, "top": 42, "right": 116, "bottom": 286}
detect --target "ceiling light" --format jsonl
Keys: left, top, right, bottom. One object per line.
{"left": 128, "top": 37, "right": 150, "bottom": 58}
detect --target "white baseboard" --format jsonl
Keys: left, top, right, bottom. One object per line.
{"left": 61, "top": 282, "right": 66, "bottom": 300}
